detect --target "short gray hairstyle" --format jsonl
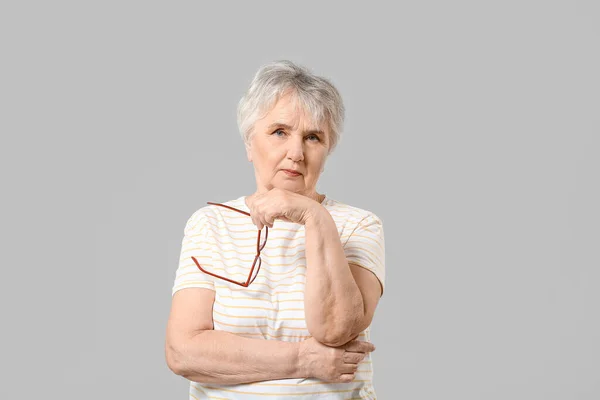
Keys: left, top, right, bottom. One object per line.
{"left": 237, "top": 60, "right": 345, "bottom": 154}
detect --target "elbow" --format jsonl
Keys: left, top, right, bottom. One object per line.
{"left": 307, "top": 296, "right": 373, "bottom": 347}
{"left": 318, "top": 333, "right": 352, "bottom": 347}
{"left": 165, "top": 342, "right": 185, "bottom": 376}
{"left": 165, "top": 334, "right": 216, "bottom": 384}
{"left": 310, "top": 318, "right": 369, "bottom": 347}
{"left": 316, "top": 328, "right": 358, "bottom": 347}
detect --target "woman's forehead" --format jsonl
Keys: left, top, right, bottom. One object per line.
{"left": 263, "top": 94, "right": 325, "bottom": 130}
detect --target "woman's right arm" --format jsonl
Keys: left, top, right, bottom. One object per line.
{"left": 165, "top": 287, "right": 374, "bottom": 385}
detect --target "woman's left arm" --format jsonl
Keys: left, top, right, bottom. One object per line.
{"left": 303, "top": 207, "right": 384, "bottom": 347}
{"left": 245, "top": 189, "right": 384, "bottom": 347}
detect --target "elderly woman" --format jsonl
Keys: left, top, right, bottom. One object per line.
{"left": 166, "top": 60, "right": 385, "bottom": 399}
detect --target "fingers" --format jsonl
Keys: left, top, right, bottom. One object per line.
{"left": 335, "top": 351, "right": 367, "bottom": 383}
{"left": 246, "top": 189, "right": 303, "bottom": 229}
{"left": 263, "top": 212, "right": 275, "bottom": 229}
{"left": 342, "top": 351, "right": 367, "bottom": 364}
{"left": 247, "top": 197, "right": 275, "bottom": 230}
{"left": 249, "top": 209, "right": 272, "bottom": 231}
{"left": 246, "top": 194, "right": 263, "bottom": 230}
{"left": 340, "top": 362, "right": 359, "bottom": 374}
{"left": 251, "top": 215, "right": 266, "bottom": 231}
{"left": 250, "top": 215, "right": 262, "bottom": 231}
{"left": 254, "top": 214, "right": 274, "bottom": 230}
{"left": 342, "top": 340, "right": 376, "bottom": 354}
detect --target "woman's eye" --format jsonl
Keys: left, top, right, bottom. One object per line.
{"left": 307, "top": 134, "right": 320, "bottom": 142}
{"left": 273, "top": 129, "right": 286, "bottom": 137}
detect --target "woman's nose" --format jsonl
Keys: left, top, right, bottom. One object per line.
{"left": 287, "top": 139, "right": 304, "bottom": 162}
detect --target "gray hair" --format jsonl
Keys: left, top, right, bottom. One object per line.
{"left": 237, "top": 60, "right": 345, "bottom": 154}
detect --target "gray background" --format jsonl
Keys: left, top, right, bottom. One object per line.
{"left": 1, "top": 1, "right": 598, "bottom": 399}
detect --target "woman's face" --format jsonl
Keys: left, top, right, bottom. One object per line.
{"left": 246, "top": 92, "right": 330, "bottom": 198}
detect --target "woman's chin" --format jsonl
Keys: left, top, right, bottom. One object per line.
{"left": 275, "top": 180, "right": 304, "bottom": 191}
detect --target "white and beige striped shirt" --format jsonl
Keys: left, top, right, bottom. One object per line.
{"left": 172, "top": 195, "right": 385, "bottom": 399}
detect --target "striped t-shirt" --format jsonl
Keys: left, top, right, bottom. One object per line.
{"left": 172, "top": 195, "right": 385, "bottom": 399}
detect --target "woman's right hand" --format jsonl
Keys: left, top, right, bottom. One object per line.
{"left": 298, "top": 337, "right": 376, "bottom": 383}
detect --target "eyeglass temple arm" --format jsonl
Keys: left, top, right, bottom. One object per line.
{"left": 207, "top": 202, "right": 251, "bottom": 217}
{"left": 192, "top": 256, "right": 249, "bottom": 287}
{"left": 200, "top": 201, "right": 268, "bottom": 287}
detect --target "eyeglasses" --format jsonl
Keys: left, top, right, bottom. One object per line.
{"left": 191, "top": 201, "right": 269, "bottom": 287}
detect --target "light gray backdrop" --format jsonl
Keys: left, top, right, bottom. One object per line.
{"left": 1, "top": 1, "right": 598, "bottom": 399}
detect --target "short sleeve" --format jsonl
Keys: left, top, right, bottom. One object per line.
{"left": 344, "top": 213, "right": 386, "bottom": 296}
{"left": 171, "top": 211, "right": 216, "bottom": 296}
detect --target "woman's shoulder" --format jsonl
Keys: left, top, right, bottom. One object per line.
{"left": 324, "top": 196, "right": 381, "bottom": 223}
{"left": 184, "top": 196, "right": 247, "bottom": 229}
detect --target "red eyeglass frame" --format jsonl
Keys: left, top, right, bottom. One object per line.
{"left": 191, "top": 201, "right": 269, "bottom": 287}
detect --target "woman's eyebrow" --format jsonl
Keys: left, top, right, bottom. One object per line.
{"left": 267, "top": 122, "right": 324, "bottom": 136}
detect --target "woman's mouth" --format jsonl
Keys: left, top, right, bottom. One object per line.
{"left": 282, "top": 169, "right": 301, "bottom": 177}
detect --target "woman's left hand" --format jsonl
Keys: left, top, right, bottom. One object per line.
{"left": 245, "top": 188, "right": 322, "bottom": 230}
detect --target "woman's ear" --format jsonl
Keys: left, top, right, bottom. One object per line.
{"left": 245, "top": 143, "right": 252, "bottom": 162}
